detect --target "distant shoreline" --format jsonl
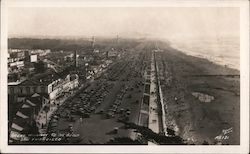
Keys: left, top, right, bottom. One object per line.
{"left": 171, "top": 45, "right": 240, "bottom": 72}
{"left": 7, "top": 37, "right": 240, "bottom": 72}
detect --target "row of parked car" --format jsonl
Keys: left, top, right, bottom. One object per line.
{"left": 104, "top": 60, "right": 130, "bottom": 81}
{"left": 102, "top": 84, "right": 131, "bottom": 120}
{"left": 47, "top": 81, "right": 114, "bottom": 133}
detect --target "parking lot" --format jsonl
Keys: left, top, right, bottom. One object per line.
{"left": 47, "top": 50, "right": 148, "bottom": 144}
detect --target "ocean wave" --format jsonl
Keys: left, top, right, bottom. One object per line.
{"left": 170, "top": 38, "right": 240, "bottom": 70}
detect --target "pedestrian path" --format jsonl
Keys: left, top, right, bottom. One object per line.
{"left": 36, "top": 89, "right": 79, "bottom": 133}
{"left": 148, "top": 52, "right": 160, "bottom": 133}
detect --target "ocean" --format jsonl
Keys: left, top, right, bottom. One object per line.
{"left": 169, "top": 37, "right": 240, "bottom": 70}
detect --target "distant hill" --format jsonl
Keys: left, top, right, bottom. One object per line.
{"left": 8, "top": 38, "right": 91, "bottom": 51}
{"left": 8, "top": 37, "right": 142, "bottom": 52}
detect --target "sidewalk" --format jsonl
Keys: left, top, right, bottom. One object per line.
{"left": 36, "top": 88, "right": 80, "bottom": 133}
{"left": 148, "top": 52, "right": 160, "bottom": 133}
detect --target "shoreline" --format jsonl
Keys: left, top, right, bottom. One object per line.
{"left": 156, "top": 44, "right": 240, "bottom": 145}
{"left": 169, "top": 44, "right": 240, "bottom": 72}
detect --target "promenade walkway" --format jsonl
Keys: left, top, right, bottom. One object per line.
{"left": 148, "top": 52, "right": 160, "bottom": 133}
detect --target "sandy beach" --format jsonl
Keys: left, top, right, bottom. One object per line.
{"left": 155, "top": 42, "right": 240, "bottom": 145}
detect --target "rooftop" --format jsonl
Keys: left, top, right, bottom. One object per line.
{"left": 8, "top": 81, "right": 22, "bottom": 86}
{"left": 18, "top": 68, "right": 70, "bottom": 86}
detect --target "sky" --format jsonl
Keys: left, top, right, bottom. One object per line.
{"left": 8, "top": 7, "right": 240, "bottom": 39}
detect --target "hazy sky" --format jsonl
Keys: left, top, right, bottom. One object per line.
{"left": 8, "top": 7, "right": 239, "bottom": 39}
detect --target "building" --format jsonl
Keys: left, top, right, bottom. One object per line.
{"left": 9, "top": 93, "right": 49, "bottom": 143}
{"left": 93, "top": 49, "right": 99, "bottom": 53}
{"left": 64, "top": 53, "right": 74, "bottom": 62}
{"left": 30, "top": 49, "right": 51, "bottom": 57}
{"left": 8, "top": 49, "right": 51, "bottom": 60}
{"left": 8, "top": 71, "right": 79, "bottom": 103}
{"left": 8, "top": 71, "right": 79, "bottom": 143}
{"left": 107, "top": 48, "right": 118, "bottom": 58}
{"left": 9, "top": 51, "right": 25, "bottom": 60}
{"left": 8, "top": 50, "right": 25, "bottom": 68}
{"left": 83, "top": 55, "right": 94, "bottom": 62}
{"left": 8, "top": 49, "right": 39, "bottom": 74}
{"left": 9, "top": 61, "right": 25, "bottom": 68}
{"left": 30, "top": 54, "right": 38, "bottom": 62}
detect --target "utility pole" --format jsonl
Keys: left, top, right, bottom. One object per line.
{"left": 74, "top": 50, "right": 78, "bottom": 68}
{"left": 116, "top": 35, "right": 119, "bottom": 44}
{"left": 91, "top": 36, "right": 95, "bottom": 49}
